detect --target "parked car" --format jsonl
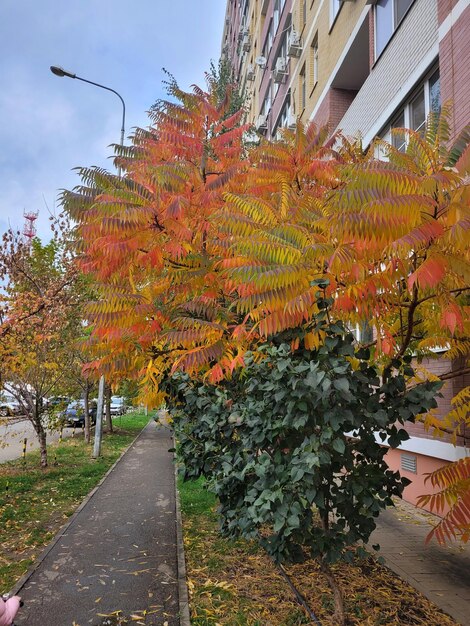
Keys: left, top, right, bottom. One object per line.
{"left": 45, "top": 396, "right": 70, "bottom": 409}
{"left": 62, "top": 400, "right": 97, "bottom": 427}
{"left": 110, "top": 396, "right": 126, "bottom": 416}
{"left": 0, "top": 393, "right": 22, "bottom": 417}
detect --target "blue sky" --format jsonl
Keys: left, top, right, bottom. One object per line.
{"left": 0, "top": 0, "right": 226, "bottom": 239}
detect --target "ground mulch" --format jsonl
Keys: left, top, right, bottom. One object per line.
{"left": 181, "top": 482, "right": 458, "bottom": 626}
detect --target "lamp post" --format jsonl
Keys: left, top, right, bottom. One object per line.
{"left": 51, "top": 65, "right": 126, "bottom": 456}
{"left": 50, "top": 65, "right": 126, "bottom": 152}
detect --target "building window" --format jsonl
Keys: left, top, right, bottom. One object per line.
{"left": 429, "top": 72, "right": 441, "bottom": 115}
{"left": 410, "top": 90, "right": 426, "bottom": 134}
{"left": 271, "top": 76, "right": 280, "bottom": 100}
{"left": 268, "top": 19, "right": 274, "bottom": 50}
{"left": 379, "top": 68, "right": 440, "bottom": 152}
{"left": 375, "top": 0, "right": 414, "bottom": 58}
{"left": 280, "top": 100, "right": 290, "bottom": 128}
{"left": 277, "top": 33, "right": 288, "bottom": 60}
{"left": 330, "top": 0, "right": 342, "bottom": 25}
{"left": 390, "top": 111, "right": 406, "bottom": 152}
{"left": 273, "top": 97, "right": 292, "bottom": 137}
{"left": 273, "top": 0, "right": 280, "bottom": 33}
{"left": 263, "top": 89, "right": 272, "bottom": 117}
{"left": 300, "top": 64, "right": 306, "bottom": 111}
{"left": 309, "top": 35, "right": 319, "bottom": 93}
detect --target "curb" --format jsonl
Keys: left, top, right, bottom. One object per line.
{"left": 173, "top": 435, "right": 191, "bottom": 626}
{"left": 10, "top": 421, "right": 150, "bottom": 596}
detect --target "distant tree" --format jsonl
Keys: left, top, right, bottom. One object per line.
{"left": 207, "top": 57, "right": 246, "bottom": 117}
{"left": 0, "top": 225, "right": 83, "bottom": 466}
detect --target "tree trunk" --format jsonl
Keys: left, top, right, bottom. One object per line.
{"left": 38, "top": 427, "right": 48, "bottom": 468}
{"left": 319, "top": 560, "right": 345, "bottom": 626}
{"left": 83, "top": 381, "right": 91, "bottom": 444}
{"left": 105, "top": 385, "right": 113, "bottom": 433}
{"left": 31, "top": 412, "right": 48, "bottom": 468}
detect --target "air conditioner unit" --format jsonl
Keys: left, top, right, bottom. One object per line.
{"left": 246, "top": 65, "right": 255, "bottom": 81}
{"left": 273, "top": 57, "right": 288, "bottom": 83}
{"left": 242, "top": 33, "right": 251, "bottom": 52}
{"left": 287, "top": 113, "right": 297, "bottom": 130}
{"left": 287, "top": 30, "right": 302, "bottom": 58}
{"left": 255, "top": 114, "right": 267, "bottom": 131}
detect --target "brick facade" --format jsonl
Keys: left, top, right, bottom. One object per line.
{"left": 312, "top": 87, "right": 357, "bottom": 131}
{"left": 438, "top": 0, "right": 460, "bottom": 24}
{"left": 439, "top": 5, "right": 470, "bottom": 142}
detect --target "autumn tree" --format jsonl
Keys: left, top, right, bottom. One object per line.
{"left": 206, "top": 58, "right": 246, "bottom": 117}
{"left": 0, "top": 226, "right": 83, "bottom": 466}
{"left": 62, "top": 78, "right": 250, "bottom": 407}
{"left": 221, "top": 109, "right": 469, "bottom": 542}
{"left": 62, "top": 74, "right": 468, "bottom": 543}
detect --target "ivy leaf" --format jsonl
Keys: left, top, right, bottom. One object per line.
{"left": 332, "top": 438, "right": 346, "bottom": 454}
{"left": 334, "top": 378, "right": 349, "bottom": 393}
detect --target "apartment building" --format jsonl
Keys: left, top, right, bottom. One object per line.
{"left": 222, "top": 0, "right": 469, "bottom": 142}
{"left": 222, "top": 0, "right": 469, "bottom": 509}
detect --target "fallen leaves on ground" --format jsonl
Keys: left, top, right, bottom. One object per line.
{"left": 181, "top": 491, "right": 458, "bottom": 625}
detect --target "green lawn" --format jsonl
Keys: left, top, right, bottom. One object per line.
{"left": 0, "top": 412, "right": 149, "bottom": 590}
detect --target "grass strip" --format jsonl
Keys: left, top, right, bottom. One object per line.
{"left": 0, "top": 412, "right": 149, "bottom": 591}
{"left": 179, "top": 477, "right": 458, "bottom": 626}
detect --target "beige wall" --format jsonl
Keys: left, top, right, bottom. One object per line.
{"left": 282, "top": 0, "right": 368, "bottom": 123}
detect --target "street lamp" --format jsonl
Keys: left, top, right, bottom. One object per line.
{"left": 50, "top": 64, "right": 126, "bottom": 457}
{"left": 50, "top": 65, "right": 126, "bottom": 156}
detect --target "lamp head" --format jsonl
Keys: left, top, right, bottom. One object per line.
{"left": 50, "top": 66, "right": 76, "bottom": 79}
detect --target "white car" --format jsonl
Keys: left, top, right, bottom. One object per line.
{"left": 110, "top": 396, "right": 126, "bottom": 416}
{"left": 0, "top": 393, "right": 22, "bottom": 417}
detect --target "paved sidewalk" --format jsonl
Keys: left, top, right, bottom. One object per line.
{"left": 14, "top": 422, "right": 182, "bottom": 626}
{"left": 9, "top": 421, "right": 469, "bottom": 625}
{"left": 370, "top": 498, "right": 470, "bottom": 625}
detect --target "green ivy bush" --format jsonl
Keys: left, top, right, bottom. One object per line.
{"left": 171, "top": 331, "right": 440, "bottom": 567}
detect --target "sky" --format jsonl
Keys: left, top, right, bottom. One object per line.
{"left": 0, "top": 0, "right": 226, "bottom": 240}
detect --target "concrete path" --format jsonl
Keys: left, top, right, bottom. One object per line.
{"left": 370, "top": 498, "right": 470, "bottom": 625}
{"left": 14, "top": 422, "right": 182, "bottom": 626}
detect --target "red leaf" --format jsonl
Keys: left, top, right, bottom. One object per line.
{"left": 333, "top": 294, "right": 356, "bottom": 312}
{"left": 408, "top": 256, "right": 447, "bottom": 290}
{"left": 440, "top": 304, "right": 464, "bottom": 334}
{"left": 208, "top": 363, "right": 224, "bottom": 383}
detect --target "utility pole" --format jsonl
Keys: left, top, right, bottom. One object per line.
{"left": 92, "top": 375, "right": 105, "bottom": 458}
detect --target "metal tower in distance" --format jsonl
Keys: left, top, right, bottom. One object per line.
{"left": 23, "top": 210, "right": 38, "bottom": 246}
